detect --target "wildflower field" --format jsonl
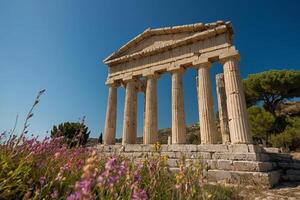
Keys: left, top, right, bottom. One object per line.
{"left": 0, "top": 91, "right": 237, "bottom": 200}
{"left": 0, "top": 131, "right": 239, "bottom": 200}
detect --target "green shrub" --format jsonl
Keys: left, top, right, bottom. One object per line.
{"left": 51, "top": 122, "right": 90, "bottom": 147}
{"left": 248, "top": 106, "right": 275, "bottom": 144}
{"left": 270, "top": 117, "right": 300, "bottom": 150}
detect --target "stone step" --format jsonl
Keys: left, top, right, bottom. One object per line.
{"left": 205, "top": 169, "right": 281, "bottom": 188}
{"left": 286, "top": 169, "right": 300, "bottom": 176}
{"left": 282, "top": 175, "right": 300, "bottom": 182}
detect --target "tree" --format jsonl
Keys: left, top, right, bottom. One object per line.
{"left": 248, "top": 106, "right": 275, "bottom": 144}
{"left": 51, "top": 122, "right": 90, "bottom": 147}
{"left": 270, "top": 117, "right": 300, "bottom": 150}
{"left": 243, "top": 70, "right": 300, "bottom": 115}
{"left": 98, "top": 132, "right": 103, "bottom": 144}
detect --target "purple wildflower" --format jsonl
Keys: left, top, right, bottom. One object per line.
{"left": 51, "top": 189, "right": 58, "bottom": 199}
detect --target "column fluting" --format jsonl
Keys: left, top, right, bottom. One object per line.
{"left": 216, "top": 73, "right": 230, "bottom": 144}
{"left": 122, "top": 80, "right": 138, "bottom": 144}
{"left": 103, "top": 85, "right": 117, "bottom": 145}
{"left": 143, "top": 74, "right": 159, "bottom": 144}
{"left": 197, "top": 63, "right": 218, "bottom": 144}
{"left": 221, "top": 54, "right": 253, "bottom": 144}
{"left": 171, "top": 69, "right": 186, "bottom": 144}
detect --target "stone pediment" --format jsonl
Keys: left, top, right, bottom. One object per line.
{"left": 104, "top": 21, "right": 233, "bottom": 65}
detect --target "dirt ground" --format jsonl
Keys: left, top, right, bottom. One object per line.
{"left": 237, "top": 182, "right": 300, "bottom": 200}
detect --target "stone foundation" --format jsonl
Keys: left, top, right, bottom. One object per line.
{"left": 96, "top": 144, "right": 300, "bottom": 188}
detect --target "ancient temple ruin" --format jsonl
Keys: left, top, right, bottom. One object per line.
{"left": 103, "top": 21, "right": 251, "bottom": 145}
{"left": 100, "top": 21, "right": 300, "bottom": 187}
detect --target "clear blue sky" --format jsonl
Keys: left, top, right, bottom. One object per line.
{"left": 1, "top": 0, "right": 300, "bottom": 139}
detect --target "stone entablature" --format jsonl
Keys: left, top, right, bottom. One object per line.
{"left": 102, "top": 21, "right": 252, "bottom": 146}
{"left": 104, "top": 21, "right": 233, "bottom": 84}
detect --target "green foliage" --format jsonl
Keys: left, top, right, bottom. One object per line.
{"left": 188, "top": 133, "right": 200, "bottom": 144}
{"left": 243, "top": 70, "right": 300, "bottom": 115}
{"left": 0, "top": 132, "right": 236, "bottom": 199}
{"left": 270, "top": 117, "right": 300, "bottom": 150}
{"left": 50, "top": 122, "right": 90, "bottom": 147}
{"left": 248, "top": 106, "right": 275, "bottom": 144}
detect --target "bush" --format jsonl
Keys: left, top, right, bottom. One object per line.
{"left": 248, "top": 106, "right": 275, "bottom": 144}
{"left": 0, "top": 132, "right": 236, "bottom": 200}
{"left": 270, "top": 117, "right": 300, "bottom": 150}
{"left": 51, "top": 122, "right": 90, "bottom": 147}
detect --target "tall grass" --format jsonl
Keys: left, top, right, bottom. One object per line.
{"left": 0, "top": 91, "right": 237, "bottom": 200}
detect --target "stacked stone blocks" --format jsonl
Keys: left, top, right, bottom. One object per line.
{"left": 95, "top": 144, "right": 300, "bottom": 187}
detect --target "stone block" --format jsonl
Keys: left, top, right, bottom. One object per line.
{"left": 161, "top": 152, "right": 177, "bottom": 159}
{"left": 260, "top": 153, "right": 270, "bottom": 161}
{"left": 290, "top": 163, "right": 300, "bottom": 170}
{"left": 207, "top": 169, "right": 280, "bottom": 187}
{"left": 167, "top": 144, "right": 183, "bottom": 152}
{"left": 142, "top": 145, "right": 155, "bottom": 151}
{"left": 212, "top": 152, "right": 261, "bottom": 161}
{"left": 277, "top": 162, "right": 290, "bottom": 169}
{"left": 191, "top": 152, "right": 212, "bottom": 159}
{"left": 217, "top": 160, "right": 233, "bottom": 170}
{"left": 287, "top": 169, "right": 300, "bottom": 175}
{"left": 268, "top": 153, "right": 292, "bottom": 162}
{"left": 248, "top": 144, "right": 263, "bottom": 153}
{"left": 124, "top": 144, "right": 143, "bottom": 152}
{"left": 102, "top": 145, "right": 122, "bottom": 152}
{"left": 185, "top": 145, "right": 199, "bottom": 152}
{"left": 232, "top": 161, "right": 273, "bottom": 172}
{"left": 228, "top": 144, "right": 249, "bottom": 153}
{"left": 263, "top": 147, "right": 280, "bottom": 153}
{"left": 167, "top": 159, "right": 179, "bottom": 167}
{"left": 160, "top": 145, "right": 169, "bottom": 152}
{"left": 206, "top": 160, "right": 217, "bottom": 170}
{"left": 168, "top": 144, "right": 198, "bottom": 152}
{"left": 198, "top": 144, "right": 228, "bottom": 152}
{"left": 283, "top": 175, "right": 300, "bottom": 182}
{"left": 132, "top": 152, "right": 145, "bottom": 158}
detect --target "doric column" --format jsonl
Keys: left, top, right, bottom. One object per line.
{"left": 103, "top": 84, "right": 118, "bottom": 145}
{"left": 171, "top": 68, "right": 186, "bottom": 144}
{"left": 143, "top": 74, "right": 159, "bottom": 144}
{"left": 216, "top": 73, "right": 230, "bottom": 144}
{"left": 122, "top": 79, "right": 138, "bottom": 145}
{"left": 196, "top": 62, "right": 218, "bottom": 144}
{"left": 220, "top": 52, "right": 253, "bottom": 144}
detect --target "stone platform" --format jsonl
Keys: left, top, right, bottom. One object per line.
{"left": 96, "top": 144, "right": 300, "bottom": 188}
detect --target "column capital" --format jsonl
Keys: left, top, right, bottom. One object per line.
{"left": 105, "top": 79, "right": 119, "bottom": 87}
{"left": 167, "top": 66, "right": 185, "bottom": 74}
{"left": 192, "top": 57, "right": 212, "bottom": 68}
{"left": 219, "top": 50, "right": 240, "bottom": 64}
{"left": 143, "top": 71, "right": 160, "bottom": 79}
{"left": 106, "top": 82, "right": 119, "bottom": 88}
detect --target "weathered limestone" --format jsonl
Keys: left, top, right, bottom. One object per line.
{"left": 103, "top": 85, "right": 117, "bottom": 144}
{"left": 122, "top": 80, "right": 138, "bottom": 144}
{"left": 220, "top": 52, "right": 253, "bottom": 144}
{"left": 196, "top": 62, "right": 218, "bottom": 144}
{"left": 216, "top": 73, "right": 230, "bottom": 144}
{"left": 143, "top": 74, "right": 159, "bottom": 144}
{"left": 103, "top": 22, "right": 253, "bottom": 147}
{"left": 97, "top": 144, "right": 300, "bottom": 187}
{"left": 171, "top": 68, "right": 186, "bottom": 144}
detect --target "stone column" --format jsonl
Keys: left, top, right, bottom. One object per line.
{"left": 171, "top": 68, "right": 186, "bottom": 144}
{"left": 220, "top": 52, "right": 253, "bottom": 144}
{"left": 144, "top": 74, "right": 159, "bottom": 144}
{"left": 122, "top": 80, "right": 138, "bottom": 144}
{"left": 216, "top": 73, "right": 230, "bottom": 144}
{"left": 103, "top": 84, "right": 117, "bottom": 145}
{"left": 196, "top": 62, "right": 218, "bottom": 144}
